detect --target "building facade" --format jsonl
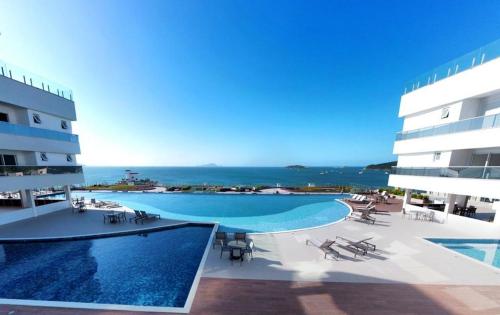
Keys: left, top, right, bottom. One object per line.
{"left": 0, "top": 60, "right": 84, "bottom": 225}
{"left": 388, "top": 39, "right": 500, "bottom": 225}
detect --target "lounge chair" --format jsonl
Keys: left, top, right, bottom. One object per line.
{"left": 360, "top": 210, "right": 376, "bottom": 224}
{"left": 336, "top": 236, "right": 376, "bottom": 253}
{"left": 130, "top": 210, "right": 145, "bottom": 223}
{"left": 306, "top": 239, "right": 340, "bottom": 260}
{"left": 213, "top": 232, "right": 227, "bottom": 249}
{"left": 350, "top": 195, "right": 368, "bottom": 204}
{"left": 139, "top": 210, "right": 161, "bottom": 222}
{"left": 333, "top": 237, "right": 367, "bottom": 258}
{"left": 355, "top": 202, "right": 375, "bottom": 212}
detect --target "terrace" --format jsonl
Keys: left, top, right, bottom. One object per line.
{"left": 0, "top": 199, "right": 499, "bottom": 314}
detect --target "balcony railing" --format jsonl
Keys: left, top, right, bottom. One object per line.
{"left": 0, "top": 166, "right": 83, "bottom": 177}
{"left": 391, "top": 166, "right": 500, "bottom": 180}
{"left": 396, "top": 113, "right": 500, "bottom": 141}
{"left": 0, "top": 59, "right": 73, "bottom": 101}
{"left": 0, "top": 121, "right": 78, "bottom": 143}
{"left": 403, "top": 38, "right": 500, "bottom": 94}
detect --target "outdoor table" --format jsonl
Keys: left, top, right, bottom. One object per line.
{"left": 105, "top": 212, "right": 119, "bottom": 224}
{"left": 227, "top": 240, "right": 247, "bottom": 249}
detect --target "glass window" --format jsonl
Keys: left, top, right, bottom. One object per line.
{"left": 441, "top": 107, "right": 450, "bottom": 119}
{"left": 433, "top": 152, "right": 441, "bottom": 161}
{"left": 2, "top": 154, "right": 17, "bottom": 165}
{"left": 66, "top": 154, "right": 73, "bottom": 162}
{"left": 40, "top": 152, "right": 48, "bottom": 161}
{"left": 61, "top": 120, "right": 68, "bottom": 129}
{"left": 0, "top": 112, "right": 9, "bottom": 122}
{"left": 33, "top": 113, "right": 42, "bottom": 124}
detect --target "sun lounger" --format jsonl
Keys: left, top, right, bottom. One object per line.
{"left": 333, "top": 237, "right": 367, "bottom": 258}
{"left": 355, "top": 202, "right": 374, "bottom": 211}
{"left": 346, "top": 210, "right": 376, "bottom": 224}
{"left": 306, "top": 239, "right": 340, "bottom": 259}
{"left": 139, "top": 210, "right": 161, "bottom": 222}
{"left": 336, "top": 236, "right": 376, "bottom": 252}
{"left": 130, "top": 210, "right": 145, "bottom": 223}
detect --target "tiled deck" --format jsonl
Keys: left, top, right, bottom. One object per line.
{"left": 0, "top": 208, "right": 187, "bottom": 239}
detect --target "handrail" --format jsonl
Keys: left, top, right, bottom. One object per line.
{"left": 0, "top": 165, "right": 83, "bottom": 176}
{"left": 0, "top": 59, "right": 73, "bottom": 101}
{"left": 403, "top": 38, "right": 500, "bottom": 94}
{"left": 396, "top": 113, "right": 500, "bottom": 141}
{"left": 0, "top": 121, "right": 78, "bottom": 143}
{"left": 391, "top": 166, "right": 500, "bottom": 180}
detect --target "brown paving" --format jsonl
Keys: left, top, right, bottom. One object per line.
{"left": 2, "top": 278, "right": 499, "bottom": 315}
{"left": 345, "top": 197, "right": 403, "bottom": 213}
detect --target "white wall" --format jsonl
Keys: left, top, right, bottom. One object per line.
{"left": 400, "top": 57, "right": 500, "bottom": 117}
{"left": 0, "top": 150, "right": 36, "bottom": 165}
{"left": 397, "top": 151, "right": 452, "bottom": 167}
{"left": 27, "top": 109, "right": 73, "bottom": 133}
{"left": 0, "top": 132, "right": 80, "bottom": 155}
{"left": 0, "top": 76, "right": 76, "bottom": 120}
{"left": 402, "top": 101, "right": 463, "bottom": 132}
{"left": 34, "top": 152, "right": 76, "bottom": 165}
{"left": 0, "top": 102, "right": 28, "bottom": 124}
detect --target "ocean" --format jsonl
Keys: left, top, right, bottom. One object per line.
{"left": 82, "top": 166, "right": 389, "bottom": 188}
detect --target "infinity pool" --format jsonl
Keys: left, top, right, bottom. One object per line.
{"left": 427, "top": 238, "right": 500, "bottom": 269}
{"left": 74, "top": 192, "right": 351, "bottom": 233}
{"left": 0, "top": 225, "right": 213, "bottom": 309}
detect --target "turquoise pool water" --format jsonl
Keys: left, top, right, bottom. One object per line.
{"left": 73, "top": 192, "right": 351, "bottom": 233}
{"left": 427, "top": 238, "right": 500, "bottom": 269}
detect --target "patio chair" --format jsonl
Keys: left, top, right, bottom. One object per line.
{"left": 234, "top": 232, "right": 247, "bottom": 242}
{"left": 130, "top": 210, "right": 146, "bottom": 223}
{"left": 91, "top": 198, "right": 96, "bottom": 205}
{"left": 243, "top": 240, "right": 254, "bottom": 260}
{"left": 219, "top": 240, "right": 231, "bottom": 259}
{"left": 213, "top": 232, "right": 228, "bottom": 249}
{"left": 306, "top": 239, "right": 340, "bottom": 260}
{"left": 230, "top": 248, "right": 244, "bottom": 265}
{"left": 139, "top": 210, "right": 161, "bottom": 223}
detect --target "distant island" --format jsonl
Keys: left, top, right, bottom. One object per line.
{"left": 286, "top": 165, "right": 306, "bottom": 169}
{"left": 365, "top": 161, "right": 397, "bottom": 170}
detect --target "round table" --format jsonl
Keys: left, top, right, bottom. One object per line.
{"left": 228, "top": 240, "right": 247, "bottom": 248}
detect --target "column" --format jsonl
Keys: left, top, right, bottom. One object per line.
{"left": 20, "top": 189, "right": 36, "bottom": 216}
{"left": 444, "top": 194, "right": 457, "bottom": 218}
{"left": 492, "top": 201, "right": 500, "bottom": 225}
{"left": 64, "top": 185, "right": 72, "bottom": 201}
{"left": 402, "top": 189, "right": 412, "bottom": 213}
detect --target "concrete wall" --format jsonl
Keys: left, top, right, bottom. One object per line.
{"left": 27, "top": 109, "right": 73, "bottom": 133}
{"left": 0, "top": 173, "right": 84, "bottom": 192}
{"left": 0, "top": 132, "right": 80, "bottom": 155}
{"left": 0, "top": 200, "right": 70, "bottom": 226}
{"left": 0, "top": 76, "right": 76, "bottom": 121}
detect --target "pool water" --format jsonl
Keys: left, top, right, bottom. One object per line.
{"left": 0, "top": 226, "right": 213, "bottom": 308}
{"left": 427, "top": 238, "right": 500, "bottom": 269}
{"left": 73, "top": 192, "right": 351, "bottom": 233}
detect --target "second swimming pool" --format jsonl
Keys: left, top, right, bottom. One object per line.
{"left": 73, "top": 192, "right": 351, "bottom": 233}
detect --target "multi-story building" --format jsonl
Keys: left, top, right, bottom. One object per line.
{"left": 0, "top": 60, "right": 84, "bottom": 225}
{"left": 389, "top": 39, "right": 500, "bottom": 225}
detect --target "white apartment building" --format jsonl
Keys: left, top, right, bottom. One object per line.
{"left": 388, "top": 39, "right": 500, "bottom": 225}
{"left": 0, "top": 60, "right": 84, "bottom": 225}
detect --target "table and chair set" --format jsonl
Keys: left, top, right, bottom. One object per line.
{"left": 213, "top": 231, "right": 255, "bottom": 265}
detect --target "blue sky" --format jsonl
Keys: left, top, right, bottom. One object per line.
{"left": 1, "top": 0, "right": 500, "bottom": 166}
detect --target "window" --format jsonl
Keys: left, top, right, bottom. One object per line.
{"left": 0, "top": 154, "right": 17, "bottom": 165}
{"left": 433, "top": 152, "right": 441, "bottom": 161}
{"left": 0, "top": 112, "right": 9, "bottom": 122}
{"left": 441, "top": 107, "right": 450, "bottom": 119}
{"left": 61, "top": 120, "right": 68, "bottom": 130}
{"left": 40, "top": 152, "right": 48, "bottom": 161}
{"left": 66, "top": 154, "right": 73, "bottom": 162}
{"left": 33, "top": 113, "right": 42, "bottom": 124}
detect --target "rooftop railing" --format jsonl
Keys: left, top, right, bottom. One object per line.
{"left": 0, "top": 165, "right": 83, "bottom": 177}
{"left": 391, "top": 166, "right": 500, "bottom": 180}
{"left": 0, "top": 121, "right": 79, "bottom": 143}
{"left": 403, "top": 38, "right": 500, "bottom": 94}
{"left": 0, "top": 59, "right": 73, "bottom": 101}
{"left": 396, "top": 113, "right": 500, "bottom": 141}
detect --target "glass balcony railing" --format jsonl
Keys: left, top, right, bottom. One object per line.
{"left": 0, "top": 59, "right": 73, "bottom": 101}
{"left": 0, "top": 165, "right": 83, "bottom": 177}
{"left": 396, "top": 113, "right": 500, "bottom": 141}
{"left": 0, "top": 121, "right": 79, "bottom": 143}
{"left": 403, "top": 38, "right": 500, "bottom": 94}
{"left": 391, "top": 166, "right": 500, "bottom": 180}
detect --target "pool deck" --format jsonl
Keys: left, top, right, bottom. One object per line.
{"left": 1, "top": 199, "right": 500, "bottom": 314}
{"left": 0, "top": 207, "right": 189, "bottom": 239}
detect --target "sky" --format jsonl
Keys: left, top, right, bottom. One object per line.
{"left": 1, "top": 0, "right": 500, "bottom": 166}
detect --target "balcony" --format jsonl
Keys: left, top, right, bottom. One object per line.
{"left": 0, "top": 59, "right": 72, "bottom": 101}
{"left": 0, "top": 121, "right": 78, "bottom": 143}
{"left": 396, "top": 113, "right": 500, "bottom": 141}
{"left": 403, "top": 38, "right": 500, "bottom": 94}
{"left": 0, "top": 165, "right": 82, "bottom": 177}
{"left": 390, "top": 166, "right": 500, "bottom": 180}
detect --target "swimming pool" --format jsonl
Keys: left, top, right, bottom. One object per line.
{"left": 73, "top": 192, "right": 351, "bottom": 233}
{"left": 427, "top": 238, "right": 500, "bottom": 269}
{"left": 0, "top": 225, "right": 214, "bottom": 311}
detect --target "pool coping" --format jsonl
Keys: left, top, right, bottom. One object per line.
{"left": 419, "top": 237, "right": 500, "bottom": 273}
{"left": 0, "top": 222, "right": 219, "bottom": 313}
